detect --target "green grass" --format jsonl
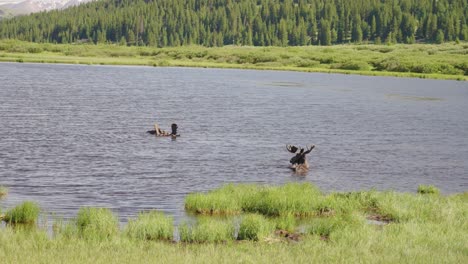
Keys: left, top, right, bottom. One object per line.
{"left": 0, "top": 184, "right": 467, "bottom": 263}
{"left": 0, "top": 39, "right": 467, "bottom": 80}
{"left": 0, "top": 185, "right": 7, "bottom": 198}
{"left": 75, "top": 207, "right": 119, "bottom": 241}
{"left": 186, "top": 183, "right": 353, "bottom": 217}
{"left": 179, "top": 217, "right": 235, "bottom": 243}
{"left": 125, "top": 211, "right": 174, "bottom": 241}
{"left": 2, "top": 201, "right": 40, "bottom": 224}
{"left": 417, "top": 185, "right": 441, "bottom": 195}
{"left": 237, "top": 214, "right": 275, "bottom": 241}
{"left": 272, "top": 213, "right": 297, "bottom": 232}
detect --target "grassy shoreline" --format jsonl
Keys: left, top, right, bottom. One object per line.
{"left": 0, "top": 40, "right": 467, "bottom": 81}
{"left": 0, "top": 183, "right": 467, "bottom": 263}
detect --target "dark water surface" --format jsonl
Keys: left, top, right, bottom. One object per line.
{"left": 0, "top": 62, "right": 467, "bottom": 223}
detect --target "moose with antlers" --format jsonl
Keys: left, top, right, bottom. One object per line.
{"left": 286, "top": 144, "right": 315, "bottom": 174}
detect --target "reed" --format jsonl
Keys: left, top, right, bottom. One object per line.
{"left": 75, "top": 207, "right": 119, "bottom": 241}
{"left": 179, "top": 217, "right": 235, "bottom": 243}
{"left": 125, "top": 211, "right": 174, "bottom": 241}
{"left": 2, "top": 201, "right": 40, "bottom": 225}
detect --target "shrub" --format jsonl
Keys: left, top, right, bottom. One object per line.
{"left": 179, "top": 218, "right": 234, "bottom": 243}
{"left": 3, "top": 201, "right": 40, "bottom": 224}
{"left": 27, "top": 47, "right": 42, "bottom": 53}
{"left": 76, "top": 207, "right": 119, "bottom": 240}
{"left": 372, "top": 57, "right": 411, "bottom": 72}
{"left": 332, "top": 61, "right": 371, "bottom": 71}
{"left": 125, "top": 211, "right": 174, "bottom": 241}
{"left": 238, "top": 214, "right": 274, "bottom": 241}
{"left": 417, "top": 185, "right": 440, "bottom": 195}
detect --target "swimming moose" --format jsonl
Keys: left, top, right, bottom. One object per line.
{"left": 286, "top": 144, "right": 315, "bottom": 174}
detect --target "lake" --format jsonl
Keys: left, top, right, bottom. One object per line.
{"left": 0, "top": 62, "right": 467, "bottom": 223}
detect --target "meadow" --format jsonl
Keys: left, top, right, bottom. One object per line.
{"left": 0, "top": 40, "right": 467, "bottom": 80}
{"left": 0, "top": 183, "right": 467, "bottom": 263}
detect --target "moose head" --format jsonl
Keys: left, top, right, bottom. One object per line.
{"left": 286, "top": 144, "right": 315, "bottom": 174}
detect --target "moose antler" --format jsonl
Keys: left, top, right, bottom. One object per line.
{"left": 304, "top": 145, "right": 315, "bottom": 154}
{"left": 286, "top": 145, "right": 299, "bottom": 153}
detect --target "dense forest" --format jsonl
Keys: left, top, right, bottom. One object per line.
{"left": 0, "top": 0, "right": 467, "bottom": 47}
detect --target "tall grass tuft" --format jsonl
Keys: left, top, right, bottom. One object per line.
{"left": 3, "top": 201, "right": 40, "bottom": 224}
{"left": 272, "top": 213, "right": 297, "bottom": 232}
{"left": 307, "top": 213, "right": 365, "bottom": 239}
{"left": 417, "top": 185, "right": 440, "bottom": 195}
{"left": 185, "top": 184, "right": 249, "bottom": 215}
{"left": 179, "top": 217, "right": 235, "bottom": 243}
{"left": 238, "top": 214, "right": 275, "bottom": 241}
{"left": 76, "top": 207, "right": 119, "bottom": 240}
{"left": 0, "top": 186, "right": 8, "bottom": 198}
{"left": 125, "top": 211, "right": 174, "bottom": 241}
{"left": 186, "top": 183, "right": 325, "bottom": 217}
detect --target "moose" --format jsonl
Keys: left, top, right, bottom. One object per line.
{"left": 147, "top": 123, "right": 179, "bottom": 138}
{"left": 286, "top": 144, "right": 315, "bottom": 174}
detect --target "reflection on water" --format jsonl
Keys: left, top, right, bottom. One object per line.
{"left": 0, "top": 63, "right": 467, "bottom": 223}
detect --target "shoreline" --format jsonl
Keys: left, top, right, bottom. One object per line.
{"left": 1, "top": 40, "right": 467, "bottom": 81}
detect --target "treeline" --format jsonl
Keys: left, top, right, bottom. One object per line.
{"left": 0, "top": 0, "right": 467, "bottom": 47}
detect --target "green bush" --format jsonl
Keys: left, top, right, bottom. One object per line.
{"left": 125, "top": 211, "right": 174, "bottom": 241}
{"left": 238, "top": 214, "right": 274, "bottom": 241}
{"left": 76, "top": 207, "right": 119, "bottom": 240}
{"left": 27, "top": 47, "right": 42, "bottom": 53}
{"left": 3, "top": 201, "right": 40, "bottom": 224}
{"left": 373, "top": 57, "right": 411, "bottom": 72}
{"left": 333, "top": 61, "right": 371, "bottom": 71}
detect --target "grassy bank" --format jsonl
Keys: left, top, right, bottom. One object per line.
{"left": 0, "top": 183, "right": 467, "bottom": 263}
{"left": 0, "top": 40, "right": 467, "bottom": 80}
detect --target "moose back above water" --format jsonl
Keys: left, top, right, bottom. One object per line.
{"left": 286, "top": 145, "right": 315, "bottom": 174}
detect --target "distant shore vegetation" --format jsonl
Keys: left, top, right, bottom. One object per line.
{"left": 0, "top": 183, "right": 467, "bottom": 263}
{"left": 0, "top": 40, "right": 467, "bottom": 80}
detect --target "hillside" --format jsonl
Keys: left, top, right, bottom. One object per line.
{"left": 0, "top": 0, "right": 467, "bottom": 47}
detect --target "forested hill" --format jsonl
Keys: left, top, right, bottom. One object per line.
{"left": 0, "top": 0, "right": 467, "bottom": 47}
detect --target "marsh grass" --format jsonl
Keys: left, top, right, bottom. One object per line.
{"left": 417, "top": 185, "right": 441, "bottom": 195}
{"left": 272, "top": 213, "right": 297, "bottom": 232}
{"left": 186, "top": 183, "right": 346, "bottom": 217}
{"left": 307, "top": 213, "right": 365, "bottom": 239}
{"left": 3, "top": 201, "right": 40, "bottom": 225}
{"left": 0, "top": 184, "right": 467, "bottom": 263}
{"left": 179, "top": 217, "right": 235, "bottom": 243}
{"left": 0, "top": 185, "right": 8, "bottom": 198}
{"left": 125, "top": 211, "right": 174, "bottom": 241}
{"left": 0, "top": 40, "right": 466, "bottom": 80}
{"left": 238, "top": 214, "right": 275, "bottom": 241}
{"left": 75, "top": 207, "right": 119, "bottom": 241}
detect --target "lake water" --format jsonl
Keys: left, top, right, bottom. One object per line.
{"left": 0, "top": 62, "right": 467, "bottom": 223}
